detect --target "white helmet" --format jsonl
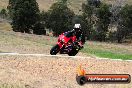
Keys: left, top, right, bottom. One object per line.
{"left": 73, "top": 24, "right": 81, "bottom": 32}
{"left": 74, "top": 24, "right": 81, "bottom": 29}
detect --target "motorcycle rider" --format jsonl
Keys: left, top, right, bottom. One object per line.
{"left": 71, "top": 24, "right": 85, "bottom": 48}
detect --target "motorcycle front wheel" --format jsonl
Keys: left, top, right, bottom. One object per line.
{"left": 50, "top": 44, "right": 60, "bottom": 55}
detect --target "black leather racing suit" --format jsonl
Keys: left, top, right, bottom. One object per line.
{"left": 70, "top": 29, "right": 85, "bottom": 45}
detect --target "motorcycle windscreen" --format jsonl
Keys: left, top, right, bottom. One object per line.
{"left": 64, "top": 32, "right": 74, "bottom": 38}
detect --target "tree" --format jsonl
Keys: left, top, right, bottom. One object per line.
{"left": 0, "top": 9, "right": 7, "bottom": 18}
{"left": 46, "top": 1, "right": 74, "bottom": 36}
{"left": 33, "top": 22, "right": 46, "bottom": 35}
{"left": 96, "top": 4, "right": 111, "bottom": 41}
{"left": 88, "top": 0, "right": 101, "bottom": 7}
{"left": 33, "top": 10, "right": 47, "bottom": 35}
{"left": 7, "top": 0, "right": 16, "bottom": 18}
{"left": 81, "top": 2, "right": 93, "bottom": 40}
{"left": 9, "top": 0, "right": 40, "bottom": 33}
{"left": 117, "top": 4, "right": 132, "bottom": 43}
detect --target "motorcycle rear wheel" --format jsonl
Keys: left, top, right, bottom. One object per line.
{"left": 68, "top": 48, "right": 78, "bottom": 56}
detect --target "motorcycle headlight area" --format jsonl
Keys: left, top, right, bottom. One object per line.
{"left": 62, "top": 39, "right": 65, "bottom": 42}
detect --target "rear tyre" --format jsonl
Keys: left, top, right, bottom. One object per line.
{"left": 50, "top": 44, "right": 60, "bottom": 55}
{"left": 68, "top": 48, "right": 78, "bottom": 56}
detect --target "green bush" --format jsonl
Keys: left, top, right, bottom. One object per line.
{"left": 0, "top": 9, "right": 7, "bottom": 18}
{"left": 46, "top": 1, "right": 74, "bottom": 36}
{"left": 9, "top": 0, "right": 40, "bottom": 33}
{"left": 117, "top": 4, "right": 132, "bottom": 43}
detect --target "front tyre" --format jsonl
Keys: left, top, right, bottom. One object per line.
{"left": 50, "top": 44, "right": 60, "bottom": 55}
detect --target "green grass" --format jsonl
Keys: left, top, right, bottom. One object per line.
{"left": 81, "top": 42, "right": 132, "bottom": 60}
{"left": 81, "top": 47, "right": 132, "bottom": 60}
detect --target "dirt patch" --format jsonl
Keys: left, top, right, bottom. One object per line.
{"left": 0, "top": 55, "right": 131, "bottom": 88}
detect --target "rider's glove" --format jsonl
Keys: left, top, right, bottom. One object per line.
{"left": 78, "top": 41, "right": 84, "bottom": 49}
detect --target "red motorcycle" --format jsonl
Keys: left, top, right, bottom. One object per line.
{"left": 50, "top": 31, "right": 81, "bottom": 56}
